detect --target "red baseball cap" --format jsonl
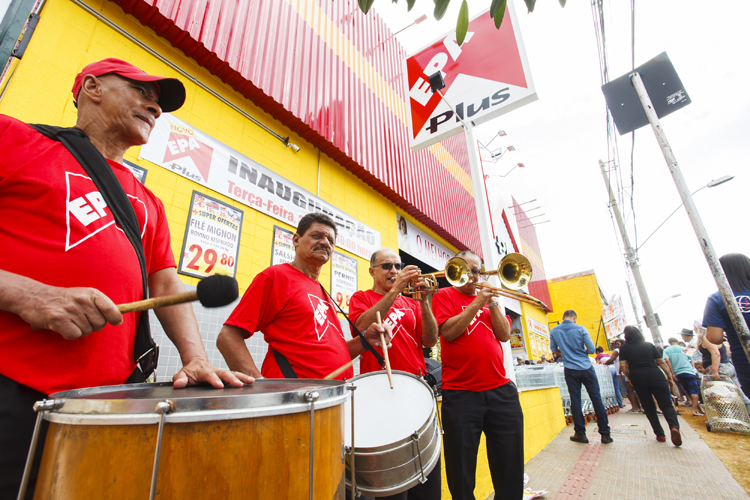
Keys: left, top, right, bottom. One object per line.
{"left": 72, "top": 58, "right": 186, "bottom": 113}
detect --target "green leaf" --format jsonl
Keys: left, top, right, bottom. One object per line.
{"left": 456, "top": 0, "right": 469, "bottom": 45}
{"left": 491, "top": 0, "right": 507, "bottom": 29}
{"left": 434, "top": 0, "right": 451, "bottom": 21}
{"left": 524, "top": 0, "right": 536, "bottom": 13}
{"left": 490, "top": 0, "right": 506, "bottom": 18}
{"left": 559, "top": 0, "right": 567, "bottom": 6}
{"left": 358, "top": 0, "right": 376, "bottom": 15}
{"left": 406, "top": 0, "right": 417, "bottom": 11}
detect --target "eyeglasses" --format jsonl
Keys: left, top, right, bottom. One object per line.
{"left": 470, "top": 268, "right": 482, "bottom": 275}
{"left": 374, "top": 262, "right": 402, "bottom": 271}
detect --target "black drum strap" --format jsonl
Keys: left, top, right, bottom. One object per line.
{"left": 271, "top": 348, "right": 298, "bottom": 378}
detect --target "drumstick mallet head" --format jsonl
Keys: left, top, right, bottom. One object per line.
{"left": 118, "top": 274, "right": 239, "bottom": 313}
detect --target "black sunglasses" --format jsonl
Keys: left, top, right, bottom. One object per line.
{"left": 374, "top": 262, "right": 403, "bottom": 271}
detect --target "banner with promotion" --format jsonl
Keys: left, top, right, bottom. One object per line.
{"left": 270, "top": 225, "right": 295, "bottom": 266}
{"left": 140, "top": 114, "right": 381, "bottom": 260}
{"left": 330, "top": 251, "right": 358, "bottom": 314}
{"left": 510, "top": 331, "right": 525, "bottom": 350}
{"left": 397, "top": 214, "right": 453, "bottom": 271}
{"left": 179, "top": 191, "right": 242, "bottom": 279}
{"left": 602, "top": 295, "right": 626, "bottom": 339}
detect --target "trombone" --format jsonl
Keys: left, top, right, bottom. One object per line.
{"left": 404, "top": 253, "right": 548, "bottom": 309}
{"left": 474, "top": 253, "right": 548, "bottom": 309}
{"left": 404, "top": 256, "right": 471, "bottom": 299}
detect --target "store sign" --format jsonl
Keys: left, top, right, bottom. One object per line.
{"left": 397, "top": 215, "right": 453, "bottom": 271}
{"left": 270, "top": 225, "right": 295, "bottom": 266}
{"left": 602, "top": 296, "right": 626, "bottom": 339}
{"left": 140, "top": 114, "right": 381, "bottom": 260}
{"left": 405, "top": 4, "right": 536, "bottom": 151}
{"left": 331, "top": 251, "right": 358, "bottom": 314}
{"left": 526, "top": 316, "right": 549, "bottom": 339}
{"left": 179, "top": 191, "right": 242, "bottom": 279}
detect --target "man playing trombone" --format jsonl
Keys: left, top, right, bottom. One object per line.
{"left": 349, "top": 247, "right": 441, "bottom": 499}
{"left": 433, "top": 250, "right": 524, "bottom": 500}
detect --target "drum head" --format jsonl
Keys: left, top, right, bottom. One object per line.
{"left": 47, "top": 380, "right": 346, "bottom": 424}
{"left": 344, "top": 371, "right": 435, "bottom": 448}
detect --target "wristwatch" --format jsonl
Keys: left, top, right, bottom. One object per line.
{"left": 488, "top": 301, "right": 499, "bottom": 308}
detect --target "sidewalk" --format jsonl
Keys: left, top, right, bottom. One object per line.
{"left": 520, "top": 408, "right": 749, "bottom": 500}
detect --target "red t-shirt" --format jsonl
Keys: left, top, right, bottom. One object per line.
{"left": 0, "top": 115, "right": 175, "bottom": 395}
{"left": 432, "top": 287, "right": 510, "bottom": 391}
{"left": 225, "top": 263, "right": 352, "bottom": 379}
{"left": 349, "top": 290, "right": 426, "bottom": 376}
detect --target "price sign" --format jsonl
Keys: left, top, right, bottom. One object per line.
{"left": 330, "top": 251, "right": 357, "bottom": 314}
{"left": 179, "top": 191, "right": 243, "bottom": 279}
{"left": 270, "top": 225, "right": 295, "bottom": 266}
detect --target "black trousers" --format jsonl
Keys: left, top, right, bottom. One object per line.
{"left": 0, "top": 374, "right": 48, "bottom": 500}
{"left": 630, "top": 370, "right": 679, "bottom": 437}
{"left": 441, "top": 383, "right": 524, "bottom": 500}
{"left": 359, "top": 456, "right": 442, "bottom": 500}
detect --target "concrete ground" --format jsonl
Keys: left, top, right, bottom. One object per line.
{"left": 513, "top": 407, "right": 750, "bottom": 500}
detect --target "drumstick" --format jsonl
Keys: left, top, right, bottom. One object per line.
{"left": 118, "top": 274, "right": 239, "bottom": 313}
{"left": 377, "top": 312, "right": 393, "bottom": 389}
{"left": 323, "top": 359, "right": 354, "bottom": 380}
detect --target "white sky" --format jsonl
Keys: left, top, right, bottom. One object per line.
{"left": 374, "top": 0, "right": 749, "bottom": 343}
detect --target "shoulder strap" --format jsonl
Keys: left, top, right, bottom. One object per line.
{"left": 31, "top": 124, "right": 158, "bottom": 380}
{"left": 319, "top": 283, "right": 386, "bottom": 368}
{"left": 271, "top": 348, "right": 298, "bottom": 378}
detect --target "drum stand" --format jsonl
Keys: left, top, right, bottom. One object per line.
{"left": 17, "top": 399, "right": 60, "bottom": 500}
{"left": 305, "top": 391, "right": 320, "bottom": 500}
{"left": 346, "top": 382, "right": 358, "bottom": 499}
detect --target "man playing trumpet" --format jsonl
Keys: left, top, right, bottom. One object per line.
{"left": 432, "top": 250, "right": 524, "bottom": 500}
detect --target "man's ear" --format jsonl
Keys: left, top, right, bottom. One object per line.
{"left": 79, "top": 74, "right": 104, "bottom": 104}
{"left": 369, "top": 267, "right": 375, "bottom": 278}
{"left": 292, "top": 233, "right": 300, "bottom": 248}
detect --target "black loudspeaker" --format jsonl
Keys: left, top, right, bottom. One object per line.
{"left": 428, "top": 71, "right": 445, "bottom": 93}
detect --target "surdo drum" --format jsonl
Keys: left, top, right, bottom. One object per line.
{"left": 344, "top": 371, "right": 441, "bottom": 497}
{"left": 24, "top": 380, "right": 348, "bottom": 499}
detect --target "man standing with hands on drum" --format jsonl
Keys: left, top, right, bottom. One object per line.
{"left": 217, "top": 213, "right": 391, "bottom": 379}
{"left": 349, "top": 247, "right": 441, "bottom": 499}
{"left": 0, "top": 58, "right": 253, "bottom": 499}
{"left": 433, "top": 250, "right": 524, "bottom": 500}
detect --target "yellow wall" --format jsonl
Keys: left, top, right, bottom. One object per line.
{"left": 437, "top": 387, "right": 565, "bottom": 498}
{"left": 547, "top": 273, "right": 608, "bottom": 351}
{"left": 521, "top": 302, "right": 551, "bottom": 361}
{"left": 0, "top": 0, "right": 459, "bottom": 295}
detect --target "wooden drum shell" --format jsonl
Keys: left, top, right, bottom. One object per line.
{"left": 33, "top": 383, "right": 346, "bottom": 500}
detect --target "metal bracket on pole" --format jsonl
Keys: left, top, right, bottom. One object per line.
{"left": 629, "top": 70, "right": 750, "bottom": 362}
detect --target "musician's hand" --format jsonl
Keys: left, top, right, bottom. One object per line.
{"left": 363, "top": 322, "right": 392, "bottom": 348}
{"left": 392, "top": 265, "right": 421, "bottom": 294}
{"left": 18, "top": 282, "right": 123, "bottom": 340}
{"left": 173, "top": 358, "right": 255, "bottom": 389}
{"left": 475, "top": 286, "right": 501, "bottom": 306}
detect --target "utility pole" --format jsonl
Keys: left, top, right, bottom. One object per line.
{"left": 630, "top": 71, "right": 750, "bottom": 363}
{"left": 625, "top": 279, "right": 644, "bottom": 331}
{"left": 599, "top": 160, "right": 662, "bottom": 344}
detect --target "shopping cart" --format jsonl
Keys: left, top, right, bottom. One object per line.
{"left": 701, "top": 376, "right": 750, "bottom": 434}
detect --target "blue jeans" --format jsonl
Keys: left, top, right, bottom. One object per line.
{"left": 564, "top": 366, "right": 611, "bottom": 436}
{"left": 610, "top": 366, "right": 622, "bottom": 407}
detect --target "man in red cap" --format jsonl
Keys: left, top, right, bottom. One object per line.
{"left": 0, "top": 58, "right": 252, "bottom": 498}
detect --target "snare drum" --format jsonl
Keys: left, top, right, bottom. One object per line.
{"left": 344, "top": 371, "right": 441, "bottom": 497}
{"left": 31, "top": 380, "right": 347, "bottom": 499}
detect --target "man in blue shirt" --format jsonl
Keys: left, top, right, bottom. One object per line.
{"left": 663, "top": 338, "right": 703, "bottom": 416}
{"left": 550, "top": 310, "right": 612, "bottom": 444}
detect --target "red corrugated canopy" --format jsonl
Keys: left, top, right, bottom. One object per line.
{"left": 511, "top": 197, "right": 552, "bottom": 311}
{"left": 110, "top": 0, "right": 482, "bottom": 254}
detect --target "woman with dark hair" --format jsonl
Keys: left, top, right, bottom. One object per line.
{"left": 703, "top": 253, "right": 750, "bottom": 399}
{"left": 619, "top": 326, "right": 682, "bottom": 445}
